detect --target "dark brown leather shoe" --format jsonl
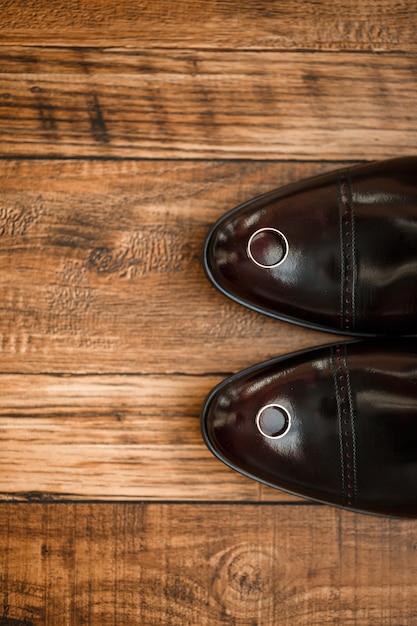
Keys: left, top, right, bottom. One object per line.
{"left": 203, "top": 157, "right": 417, "bottom": 335}
{"left": 201, "top": 340, "right": 417, "bottom": 517}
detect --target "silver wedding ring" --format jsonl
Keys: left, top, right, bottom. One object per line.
{"left": 255, "top": 404, "right": 291, "bottom": 439}
{"left": 247, "top": 227, "right": 289, "bottom": 268}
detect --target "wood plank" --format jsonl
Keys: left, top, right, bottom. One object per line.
{"left": 0, "top": 372, "right": 299, "bottom": 501}
{"left": 0, "top": 158, "right": 345, "bottom": 376}
{"left": 1, "top": 49, "right": 416, "bottom": 159}
{"left": 0, "top": 503, "right": 416, "bottom": 625}
{"left": 1, "top": 0, "right": 416, "bottom": 52}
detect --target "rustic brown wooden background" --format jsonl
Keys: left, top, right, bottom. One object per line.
{"left": 1, "top": 1, "right": 417, "bottom": 624}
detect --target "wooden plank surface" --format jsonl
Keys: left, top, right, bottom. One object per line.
{"left": 0, "top": 49, "right": 416, "bottom": 159}
{"left": 0, "top": 372, "right": 295, "bottom": 501}
{"left": 1, "top": 0, "right": 416, "bottom": 52}
{"left": 1, "top": 1, "right": 417, "bottom": 624}
{"left": 1, "top": 503, "right": 416, "bottom": 626}
{"left": 0, "top": 158, "right": 339, "bottom": 376}
{"left": 0, "top": 159, "right": 335, "bottom": 500}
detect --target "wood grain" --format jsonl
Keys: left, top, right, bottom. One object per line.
{"left": 0, "top": 49, "right": 416, "bottom": 159}
{"left": 0, "top": 503, "right": 416, "bottom": 626}
{"left": 1, "top": 0, "right": 416, "bottom": 52}
{"left": 0, "top": 158, "right": 343, "bottom": 376}
{"left": 0, "top": 1, "right": 416, "bottom": 623}
{"left": 0, "top": 371, "right": 300, "bottom": 501}
{"left": 0, "top": 160, "right": 336, "bottom": 501}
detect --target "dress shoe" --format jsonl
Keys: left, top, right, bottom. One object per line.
{"left": 201, "top": 339, "right": 417, "bottom": 517}
{"left": 203, "top": 157, "right": 417, "bottom": 335}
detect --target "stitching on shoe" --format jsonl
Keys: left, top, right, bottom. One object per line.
{"left": 332, "top": 346, "right": 346, "bottom": 500}
{"left": 332, "top": 344, "right": 357, "bottom": 508}
{"left": 348, "top": 173, "right": 357, "bottom": 329}
{"left": 338, "top": 172, "right": 356, "bottom": 332}
{"left": 345, "top": 348, "right": 358, "bottom": 503}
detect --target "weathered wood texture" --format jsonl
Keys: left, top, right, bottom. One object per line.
{"left": 0, "top": 371, "right": 303, "bottom": 502}
{"left": 1, "top": 0, "right": 416, "bottom": 51}
{"left": 0, "top": 503, "right": 416, "bottom": 626}
{"left": 0, "top": 48, "right": 416, "bottom": 159}
{"left": 0, "top": 158, "right": 341, "bottom": 375}
{"left": 0, "top": 159, "right": 342, "bottom": 500}
{"left": 1, "top": 1, "right": 417, "bottom": 623}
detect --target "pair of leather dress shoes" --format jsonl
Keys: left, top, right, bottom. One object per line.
{"left": 201, "top": 157, "right": 417, "bottom": 518}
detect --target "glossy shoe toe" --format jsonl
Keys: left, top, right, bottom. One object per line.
{"left": 204, "top": 157, "right": 417, "bottom": 335}
{"left": 201, "top": 340, "right": 417, "bottom": 517}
